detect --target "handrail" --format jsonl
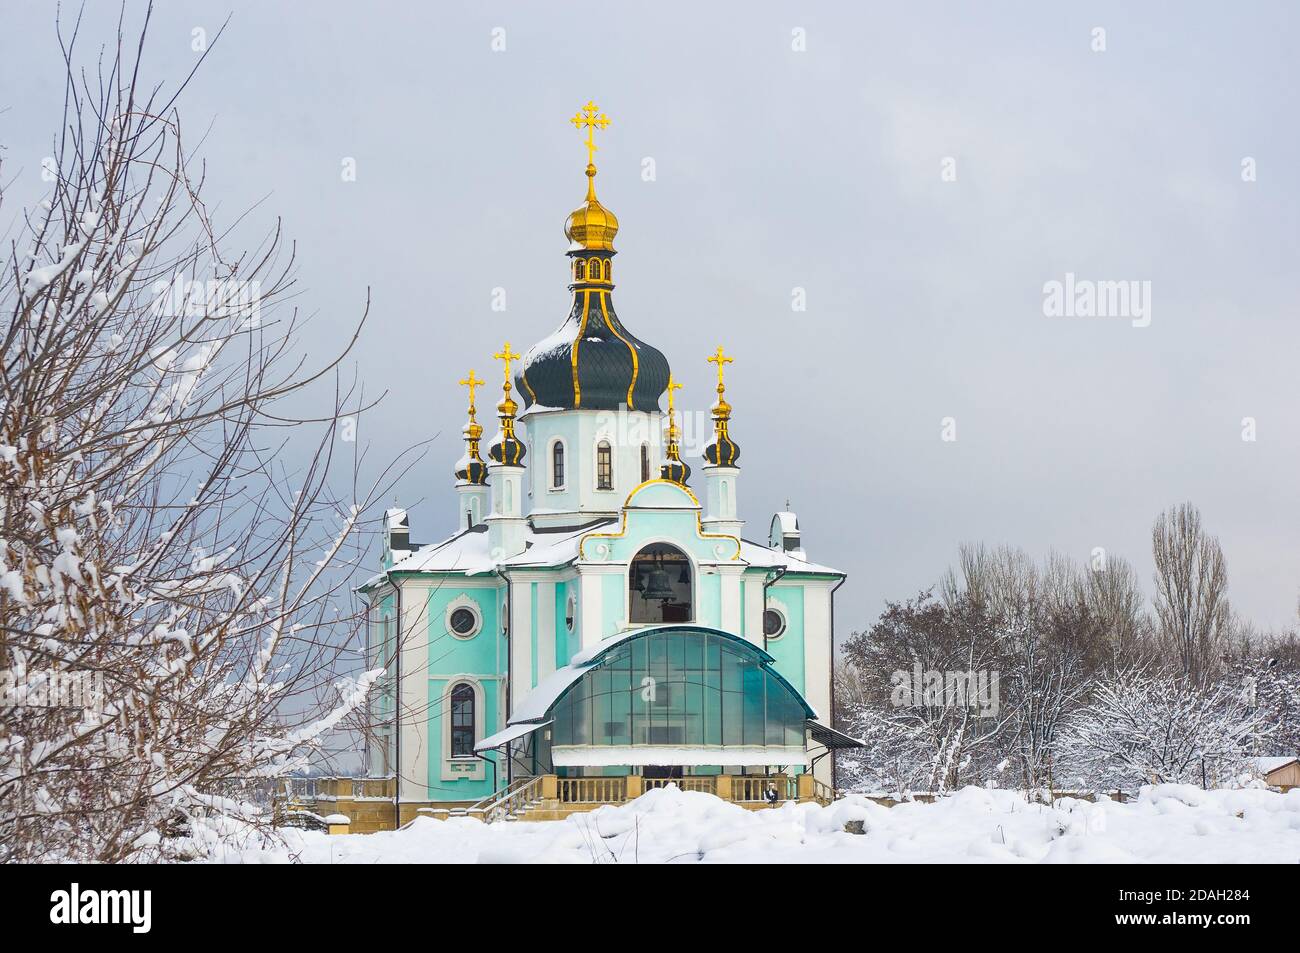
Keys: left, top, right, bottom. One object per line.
{"left": 482, "top": 775, "right": 545, "bottom": 823}
{"left": 811, "top": 777, "right": 835, "bottom": 806}
{"left": 463, "top": 775, "right": 532, "bottom": 815}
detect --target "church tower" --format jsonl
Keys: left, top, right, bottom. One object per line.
{"left": 701, "top": 346, "right": 743, "bottom": 536}
{"left": 453, "top": 369, "right": 490, "bottom": 530}
{"left": 515, "top": 102, "right": 672, "bottom": 528}
{"left": 485, "top": 342, "right": 527, "bottom": 559}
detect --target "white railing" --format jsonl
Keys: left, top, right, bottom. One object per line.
{"left": 472, "top": 775, "right": 545, "bottom": 824}
{"left": 558, "top": 777, "right": 626, "bottom": 804}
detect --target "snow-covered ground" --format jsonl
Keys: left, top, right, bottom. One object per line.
{"left": 208, "top": 784, "right": 1300, "bottom": 864}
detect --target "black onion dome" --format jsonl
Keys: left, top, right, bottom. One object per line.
{"left": 703, "top": 431, "right": 740, "bottom": 467}
{"left": 456, "top": 458, "right": 488, "bottom": 483}
{"left": 703, "top": 395, "right": 741, "bottom": 467}
{"left": 486, "top": 427, "right": 526, "bottom": 465}
{"left": 486, "top": 430, "right": 526, "bottom": 466}
{"left": 455, "top": 420, "right": 489, "bottom": 485}
{"left": 660, "top": 458, "right": 691, "bottom": 484}
{"left": 517, "top": 289, "right": 669, "bottom": 412}
{"left": 485, "top": 393, "right": 527, "bottom": 466}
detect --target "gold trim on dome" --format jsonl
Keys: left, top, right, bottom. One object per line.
{"left": 571, "top": 290, "right": 592, "bottom": 407}
{"left": 520, "top": 366, "right": 538, "bottom": 404}
{"left": 599, "top": 290, "right": 639, "bottom": 410}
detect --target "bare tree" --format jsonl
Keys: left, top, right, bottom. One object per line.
{"left": 1151, "top": 503, "right": 1230, "bottom": 682}
{"left": 842, "top": 593, "right": 1008, "bottom": 794}
{"left": 0, "top": 7, "right": 411, "bottom": 861}
{"left": 1059, "top": 668, "right": 1268, "bottom": 786}
{"left": 1080, "top": 553, "right": 1150, "bottom": 666}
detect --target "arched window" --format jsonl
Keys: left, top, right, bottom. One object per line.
{"left": 551, "top": 440, "right": 565, "bottom": 489}
{"left": 449, "top": 683, "right": 475, "bottom": 757}
{"left": 574, "top": 259, "right": 586, "bottom": 281}
{"left": 629, "top": 543, "right": 692, "bottom": 624}
{"left": 640, "top": 443, "right": 650, "bottom": 483}
{"left": 602, "top": 259, "right": 611, "bottom": 281}
{"left": 596, "top": 440, "right": 613, "bottom": 490}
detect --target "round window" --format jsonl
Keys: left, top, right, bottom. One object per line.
{"left": 763, "top": 608, "right": 786, "bottom": 639}
{"left": 449, "top": 606, "right": 479, "bottom": 637}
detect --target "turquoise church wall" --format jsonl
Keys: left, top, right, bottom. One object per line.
{"left": 764, "top": 583, "right": 806, "bottom": 694}
{"left": 412, "top": 580, "right": 504, "bottom": 801}
{"left": 418, "top": 582, "right": 501, "bottom": 676}
{"left": 426, "top": 675, "right": 500, "bottom": 802}
{"left": 530, "top": 581, "right": 539, "bottom": 689}
{"left": 555, "top": 580, "right": 573, "bottom": 668}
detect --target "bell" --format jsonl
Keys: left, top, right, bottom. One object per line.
{"left": 643, "top": 567, "right": 674, "bottom": 601}
{"left": 631, "top": 570, "right": 645, "bottom": 592}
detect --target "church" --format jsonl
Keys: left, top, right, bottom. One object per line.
{"left": 360, "top": 104, "right": 860, "bottom": 819}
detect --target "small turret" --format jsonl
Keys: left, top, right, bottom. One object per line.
{"left": 702, "top": 346, "right": 742, "bottom": 536}
{"left": 454, "top": 370, "right": 490, "bottom": 530}
{"left": 660, "top": 374, "right": 690, "bottom": 485}
{"left": 769, "top": 508, "right": 804, "bottom": 559}
{"left": 486, "top": 342, "right": 527, "bottom": 560}
{"left": 383, "top": 507, "right": 411, "bottom": 568}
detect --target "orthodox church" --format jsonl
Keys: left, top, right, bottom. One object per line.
{"left": 361, "top": 104, "right": 859, "bottom": 814}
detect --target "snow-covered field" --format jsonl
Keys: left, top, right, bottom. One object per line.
{"left": 209, "top": 784, "right": 1300, "bottom": 864}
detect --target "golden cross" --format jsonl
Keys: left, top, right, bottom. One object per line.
{"left": 570, "top": 100, "right": 611, "bottom": 167}
{"left": 458, "top": 370, "right": 485, "bottom": 413}
{"left": 665, "top": 374, "right": 683, "bottom": 416}
{"left": 493, "top": 342, "right": 522, "bottom": 384}
{"left": 707, "top": 345, "right": 734, "bottom": 389}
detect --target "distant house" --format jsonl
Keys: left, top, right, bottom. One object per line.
{"left": 1251, "top": 757, "right": 1300, "bottom": 791}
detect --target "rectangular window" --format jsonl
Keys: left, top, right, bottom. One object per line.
{"left": 450, "top": 685, "right": 475, "bottom": 758}
{"left": 552, "top": 442, "right": 565, "bottom": 489}
{"left": 596, "top": 442, "right": 613, "bottom": 490}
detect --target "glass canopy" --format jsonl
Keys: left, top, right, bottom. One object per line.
{"left": 549, "top": 627, "right": 811, "bottom": 751}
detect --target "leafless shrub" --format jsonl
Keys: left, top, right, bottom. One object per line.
{"left": 0, "top": 5, "right": 413, "bottom": 861}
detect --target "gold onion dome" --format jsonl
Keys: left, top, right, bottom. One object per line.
{"left": 564, "top": 164, "right": 619, "bottom": 251}
{"left": 702, "top": 346, "right": 741, "bottom": 467}
{"left": 516, "top": 102, "right": 670, "bottom": 413}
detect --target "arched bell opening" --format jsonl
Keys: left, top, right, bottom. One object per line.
{"left": 629, "top": 543, "right": 693, "bottom": 624}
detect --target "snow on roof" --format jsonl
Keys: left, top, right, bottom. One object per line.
{"left": 474, "top": 719, "right": 553, "bottom": 752}
{"left": 385, "top": 520, "right": 614, "bottom": 576}
{"left": 1251, "top": 756, "right": 1299, "bottom": 773}
{"left": 738, "top": 538, "right": 839, "bottom": 575}
{"left": 369, "top": 520, "right": 841, "bottom": 581}
{"left": 771, "top": 511, "right": 800, "bottom": 535}
{"left": 385, "top": 507, "right": 408, "bottom": 529}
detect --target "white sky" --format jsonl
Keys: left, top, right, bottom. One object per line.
{"left": 3, "top": 1, "right": 1297, "bottom": 636}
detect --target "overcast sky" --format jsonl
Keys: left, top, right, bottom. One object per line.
{"left": 3, "top": 2, "right": 1298, "bottom": 637}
